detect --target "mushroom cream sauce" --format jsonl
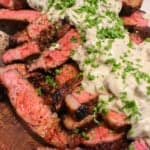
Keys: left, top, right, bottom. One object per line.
{"left": 28, "top": 0, "right": 150, "bottom": 145}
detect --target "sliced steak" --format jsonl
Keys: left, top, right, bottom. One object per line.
{"left": 12, "top": 18, "right": 71, "bottom": 46}
{"left": 0, "top": 9, "right": 40, "bottom": 23}
{"left": 120, "top": 0, "right": 143, "bottom": 16}
{"left": 29, "top": 29, "right": 81, "bottom": 71}
{"left": 12, "top": 15, "right": 53, "bottom": 45}
{"left": 55, "top": 21, "right": 71, "bottom": 39}
{"left": 66, "top": 90, "right": 130, "bottom": 131}
{"left": 81, "top": 125, "right": 128, "bottom": 150}
{"left": 130, "top": 32, "right": 144, "bottom": 44}
{"left": 0, "top": 0, "right": 27, "bottom": 9}
{"left": 51, "top": 78, "right": 81, "bottom": 111}
{"left": 0, "top": 69, "right": 69, "bottom": 148}
{"left": 2, "top": 41, "right": 40, "bottom": 64}
{"left": 0, "top": 63, "right": 27, "bottom": 76}
{"left": 122, "top": 11, "right": 149, "bottom": 28}
{"left": 103, "top": 110, "right": 130, "bottom": 131}
{"left": 65, "top": 90, "right": 97, "bottom": 120}
{"left": 55, "top": 64, "right": 79, "bottom": 85}
{"left": 130, "top": 139, "right": 149, "bottom": 150}
{"left": 122, "top": 11, "right": 150, "bottom": 41}
{"left": 63, "top": 115, "right": 93, "bottom": 130}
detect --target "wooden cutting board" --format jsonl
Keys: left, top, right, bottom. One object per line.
{"left": 0, "top": 20, "right": 46, "bottom": 150}
{"left": 0, "top": 101, "right": 43, "bottom": 150}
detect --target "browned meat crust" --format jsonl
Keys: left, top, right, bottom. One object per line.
{"left": 2, "top": 41, "right": 40, "bottom": 64}
{"left": 103, "top": 111, "right": 130, "bottom": 132}
{"left": 120, "top": 0, "right": 143, "bottom": 16}
{"left": 81, "top": 125, "right": 129, "bottom": 150}
{"left": 55, "top": 64, "right": 79, "bottom": 85}
{"left": 122, "top": 11, "right": 150, "bottom": 43}
{"left": 63, "top": 115, "right": 93, "bottom": 130}
{"left": 11, "top": 15, "right": 53, "bottom": 45}
{"left": 0, "top": 63, "right": 27, "bottom": 76}
{"left": 129, "top": 139, "right": 149, "bottom": 150}
{"left": 0, "top": 9, "right": 40, "bottom": 23}
{"left": 0, "top": 0, "right": 28, "bottom": 9}
{"left": 0, "top": 69, "right": 69, "bottom": 148}
{"left": 29, "top": 29, "right": 81, "bottom": 71}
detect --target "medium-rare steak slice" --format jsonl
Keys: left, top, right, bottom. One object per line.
{"left": 0, "top": 63, "right": 27, "bottom": 76}
{"left": 65, "top": 90, "right": 98, "bottom": 120}
{"left": 103, "top": 110, "right": 130, "bottom": 131}
{"left": 0, "top": 9, "right": 40, "bottom": 23}
{"left": 122, "top": 11, "right": 149, "bottom": 28}
{"left": 0, "top": 0, "right": 27, "bottom": 9}
{"left": 0, "top": 69, "right": 69, "bottom": 148}
{"left": 122, "top": 11, "right": 150, "bottom": 42}
{"left": 120, "top": 0, "right": 143, "bottom": 16}
{"left": 11, "top": 15, "right": 53, "bottom": 45}
{"left": 51, "top": 77, "right": 81, "bottom": 111}
{"left": 2, "top": 41, "right": 40, "bottom": 64}
{"left": 55, "top": 64, "right": 79, "bottom": 85}
{"left": 12, "top": 17, "right": 71, "bottom": 45}
{"left": 129, "top": 139, "right": 149, "bottom": 150}
{"left": 63, "top": 115, "right": 93, "bottom": 130}
{"left": 29, "top": 29, "right": 81, "bottom": 71}
{"left": 65, "top": 90, "right": 129, "bottom": 131}
{"left": 81, "top": 125, "right": 128, "bottom": 150}
{"left": 130, "top": 32, "right": 144, "bottom": 44}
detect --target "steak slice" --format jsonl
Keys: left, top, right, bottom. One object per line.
{"left": 120, "top": 0, "right": 143, "bottom": 16}
{"left": 65, "top": 89, "right": 97, "bottom": 120}
{"left": 55, "top": 64, "right": 79, "bottom": 85}
{"left": 0, "top": 63, "right": 27, "bottom": 76}
{"left": 81, "top": 125, "right": 128, "bottom": 150}
{"left": 63, "top": 115, "right": 93, "bottom": 130}
{"left": 11, "top": 15, "right": 53, "bottom": 45}
{"left": 130, "top": 139, "right": 149, "bottom": 150}
{"left": 122, "top": 11, "right": 150, "bottom": 41}
{"left": 51, "top": 77, "right": 81, "bottom": 111}
{"left": 130, "top": 32, "right": 144, "bottom": 44}
{"left": 2, "top": 41, "right": 40, "bottom": 64}
{"left": 0, "top": 9, "right": 40, "bottom": 23}
{"left": 103, "top": 110, "right": 130, "bottom": 131}
{"left": 66, "top": 90, "right": 129, "bottom": 131}
{"left": 0, "top": 0, "right": 27, "bottom": 9}
{"left": 29, "top": 29, "right": 81, "bottom": 71}
{"left": 122, "top": 11, "right": 149, "bottom": 28}
{"left": 0, "top": 69, "right": 69, "bottom": 148}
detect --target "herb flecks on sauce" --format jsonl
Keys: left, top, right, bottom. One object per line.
{"left": 46, "top": 0, "right": 150, "bottom": 143}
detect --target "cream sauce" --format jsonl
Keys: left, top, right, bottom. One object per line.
{"left": 27, "top": 0, "right": 150, "bottom": 145}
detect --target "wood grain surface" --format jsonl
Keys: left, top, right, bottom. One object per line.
{"left": 0, "top": 101, "right": 42, "bottom": 150}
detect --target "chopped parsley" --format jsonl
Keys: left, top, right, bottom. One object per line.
{"left": 105, "top": 58, "right": 121, "bottom": 72}
{"left": 80, "top": 131, "right": 91, "bottom": 140}
{"left": 127, "top": 40, "right": 133, "bottom": 48}
{"left": 45, "top": 75, "right": 57, "bottom": 87}
{"left": 147, "top": 86, "right": 150, "bottom": 95}
{"left": 92, "top": 97, "right": 113, "bottom": 124}
{"left": 145, "top": 37, "right": 150, "bottom": 42}
{"left": 71, "top": 37, "right": 78, "bottom": 43}
{"left": 87, "top": 73, "right": 95, "bottom": 80}
{"left": 128, "top": 145, "right": 135, "bottom": 150}
{"left": 36, "top": 87, "right": 43, "bottom": 96}
{"left": 73, "top": 129, "right": 91, "bottom": 140}
{"left": 54, "top": 0, "right": 75, "bottom": 10}
{"left": 97, "top": 26, "right": 125, "bottom": 39}
{"left": 120, "top": 92, "right": 140, "bottom": 121}
{"left": 55, "top": 68, "right": 61, "bottom": 75}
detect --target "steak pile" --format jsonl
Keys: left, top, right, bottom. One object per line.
{"left": 0, "top": 0, "right": 149, "bottom": 150}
